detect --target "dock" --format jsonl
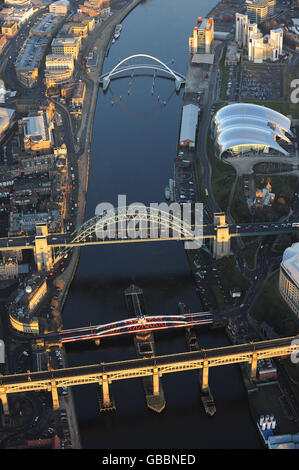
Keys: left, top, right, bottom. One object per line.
{"left": 124, "top": 284, "right": 166, "bottom": 413}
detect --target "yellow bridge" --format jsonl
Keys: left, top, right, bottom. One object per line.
{"left": 1, "top": 336, "right": 298, "bottom": 414}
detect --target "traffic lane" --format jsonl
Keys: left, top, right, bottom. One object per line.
{"left": 2, "top": 336, "right": 299, "bottom": 385}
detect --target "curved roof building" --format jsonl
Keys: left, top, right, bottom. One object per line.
{"left": 212, "top": 103, "right": 292, "bottom": 158}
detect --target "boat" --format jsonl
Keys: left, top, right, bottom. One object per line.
{"left": 114, "top": 24, "right": 122, "bottom": 39}
{"left": 164, "top": 187, "right": 170, "bottom": 200}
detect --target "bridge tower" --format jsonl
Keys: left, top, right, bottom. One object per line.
{"left": 34, "top": 224, "right": 53, "bottom": 272}
{"left": 0, "top": 386, "right": 9, "bottom": 416}
{"left": 213, "top": 212, "right": 231, "bottom": 259}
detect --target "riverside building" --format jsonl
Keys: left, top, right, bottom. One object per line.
{"left": 235, "top": 12, "right": 283, "bottom": 63}
{"left": 189, "top": 17, "right": 214, "bottom": 54}
{"left": 279, "top": 243, "right": 299, "bottom": 318}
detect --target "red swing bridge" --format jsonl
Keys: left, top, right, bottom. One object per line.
{"left": 47, "top": 311, "right": 213, "bottom": 345}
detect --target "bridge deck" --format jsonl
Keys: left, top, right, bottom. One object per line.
{"left": 1, "top": 336, "right": 298, "bottom": 391}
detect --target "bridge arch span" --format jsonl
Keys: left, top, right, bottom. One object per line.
{"left": 53, "top": 206, "right": 195, "bottom": 263}
{"left": 99, "top": 54, "right": 185, "bottom": 91}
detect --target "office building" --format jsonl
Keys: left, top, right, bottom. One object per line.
{"left": 51, "top": 36, "right": 81, "bottom": 60}
{"left": 246, "top": 0, "right": 269, "bottom": 23}
{"left": 45, "top": 54, "right": 74, "bottom": 88}
{"left": 235, "top": 13, "right": 249, "bottom": 47}
{"left": 189, "top": 17, "right": 214, "bottom": 54}
{"left": 1, "top": 20, "right": 18, "bottom": 37}
{"left": 279, "top": 243, "right": 299, "bottom": 318}
{"left": 15, "top": 35, "right": 48, "bottom": 87}
{"left": 49, "top": 0, "right": 70, "bottom": 15}
{"left": 20, "top": 110, "right": 54, "bottom": 151}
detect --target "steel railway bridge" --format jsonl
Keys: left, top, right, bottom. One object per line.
{"left": 98, "top": 54, "right": 186, "bottom": 91}
{"left": 1, "top": 336, "right": 298, "bottom": 414}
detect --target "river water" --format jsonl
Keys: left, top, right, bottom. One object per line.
{"left": 62, "top": 0, "right": 261, "bottom": 449}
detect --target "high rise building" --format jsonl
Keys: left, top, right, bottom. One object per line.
{"left": 267, "top": 0, "right": 276, "bottom": 16}
{"left": 270, "top": 28, "right": 283, "bottom": 56}
{"left": 246, "top": 0, "right": 269, "bottom": 23}
{"left": 189, "top": 17, "right": 214, "bottom": 54}
{"left": 247, "top": 25, "right": 283, "bottom": 62}
{"left": 235, "top": 13, "right": 248, "bottom": 47}
{"left": 236, "top": 12, "right": 283, "bottom": 63}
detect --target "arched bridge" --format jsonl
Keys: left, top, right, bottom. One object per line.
{"left": 52, "top": 205, "right": 199, "bottom": 264}
{"left": 0, "top": 212, "right": 297, "bottom": 271}
{"left": 99, "top": 54, "right": 186, "bottom": 91}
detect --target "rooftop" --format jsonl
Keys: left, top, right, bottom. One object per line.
{"left": 281, "top": 242, "right": 299, "bottom": 290}
{"left": 213, "top": 103, "right": 292, "bottom": 157}
{"left": 0, "top": 106, "right": 15, "bottom": 133}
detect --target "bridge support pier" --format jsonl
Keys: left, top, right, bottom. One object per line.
{"left": 50, "top": 380, "right": 60, "bottom": 411}
{"left": 152, "top": 366, "right": 160, "bottom": 396}
{"left": 213, "top": 213, "right": 231, "bottom": 259}
{"left": 34, "top": 224, "right": 53, "bottom": 272}
{"left": 0, "top": 388, "right": 9, "bottom": 415}
{"left": 103, "top": 77, "right": 110, "bottom": 91}
{"left": 98, "top": 375, "right": 115, "bottom": 412}
{"left": 175, "top": 77, "right": 183, "bottom": 91}
{"left": 202, "top": 360, "right": 209, "bottom": 392}
{"left": 250, "top": 352, "right": 258, "bottom": 380}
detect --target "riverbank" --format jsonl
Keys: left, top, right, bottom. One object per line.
{"left": 53, "top": 0, "right": 144, "bottom": 449}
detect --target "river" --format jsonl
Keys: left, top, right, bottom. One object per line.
{"left": 62, "top": 0, "right": 261, "bottom": 449}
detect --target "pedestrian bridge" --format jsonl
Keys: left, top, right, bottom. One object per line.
{"left": 98, "top": 54, "right": 186, "bottom": 91}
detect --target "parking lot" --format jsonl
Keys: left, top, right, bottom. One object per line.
{"left": 226, "top": 65, "right": 240, "bottom": 102}
{"left": 240, "top": 65, "right": 283, "bottom": 101}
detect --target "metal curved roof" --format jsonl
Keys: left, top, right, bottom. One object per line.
{"left": 216, "top": 116, "right": 290, "bottom": 143}
{"left": 216, "top": 127, "right": 289, "bottom": 156}
{"left": 213, "top": 103, "right": 292, "bottom": 136}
